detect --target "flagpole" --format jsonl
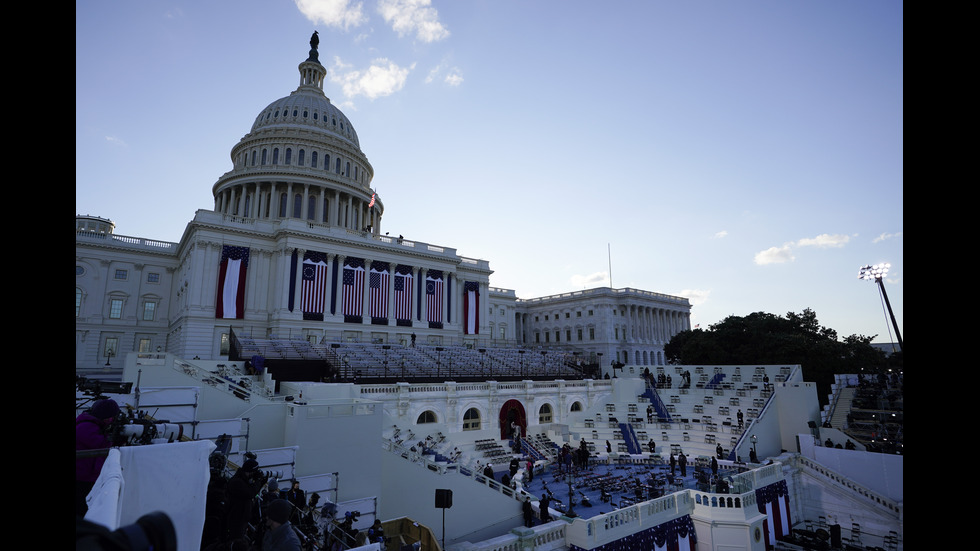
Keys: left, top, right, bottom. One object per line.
{"left": 608, "top": 243, "right": 613, "bottom": 289}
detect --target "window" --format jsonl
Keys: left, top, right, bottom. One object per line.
{"left": 279, "top": 193, "right": 287, "bottom": 217}
{"left": 417, "top": 410, "right": 437, "bottom": 424}
{"left": 324, "top": 154, "right": 330, "bottom": 169}
{"left": 311, "top": 151, "right": 318, "bottom": 167}
{"left": 285, "top": 148, "right": 292, "bottom": 165}
{"left": 138, "top": 338, "right": 152, "bottom": 353}
{"left": 590, "top": 328, "right": 595, "bottom": 340}
{"left": 555, "top": 331, "right": 560, "bottom": 342}
{"left": 322, "top": 197, "right": 329, "bottom": 223}
{"left": 114, "top": 269, "right": 128, "bottom": 280}
{"left": 565, "top": 313, "right": 570, "bottom": 318}
{"left": 293, "top": 194, "right": 302, "bottom": 218}
{"left": 335, "top": 158, "right": 341, "bottom": 173}
{"left": 545, "top": 315, "right": 549, "bottom": 321}
{"left": 308, "top": 196, "right": 317, "bottom": 220}
{"left": 76, "top": 288, "right": 82, "bottom": 317}
{"left": 571, "top": 402, "right": 583, "bottom": 412}
{"left": 76, "top": 265, "right": 85, "bottom": 276}
{"left": 539, "top": 404, "right": 553, "bottom": 424}
{"left": 251, "top": 150, "right": 257, "bottom": 166}
{"left": 577, "top": 329, "right": 583, "bottom": 341}
{"left": 142, "top": 301, "right": 156, "bottom": 321}
{"left": 261, "top": 149, "right": 268, "bottom": 165}
{"left": 567, "top": 330, "right": 572, "bottom": 341}
{"left": 499, "top": 326, "right": 505, "bottom": 339}
{"left": 589, "top": 310, "right": 594, "bottom": 316}
{"left": 272, "top": 148, "right": 279, "bottom": 164}
{"left": 500, "top": 308, "right": 504, "bottom": 316}
{"left": 577, "top": 311, "right": 582, "bottom": 317}
{"left": 109, "top": 299, "right": 123, "bottom": 319}
{"left": 104, "top": 337, "right": 118, "bottom": 358}
{"left": 615, "top": 328, "right": 619, "bottom": 339}
{"left": 220, "top": 333, "right": 230, "bottom": 355}
{"left": 545, "top": 332, "right": 550, "bottom": 343}
{"left": 298, "top": 149, "right": 305, "bottom": 166}
{"left": 535, "top": 332, "right": 540, "bottom": 343}
{"left": 463, "top": 408, "right": 480, "bottom": 431}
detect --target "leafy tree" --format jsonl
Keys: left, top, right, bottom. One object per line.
{"left": 664, "top": 308, "right": 887, "bottom": 405}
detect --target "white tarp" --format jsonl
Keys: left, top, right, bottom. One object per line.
{"left": 85, "top": 439, "right": 216, "bottom": 551}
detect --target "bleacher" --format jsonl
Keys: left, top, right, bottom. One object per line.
{"left": 569, "top": 365, "right": 799, "bottom": 462}
{"left": 229, "top": 329, "right": 594, "bottom": 382}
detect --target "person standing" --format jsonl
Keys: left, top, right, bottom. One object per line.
{"left": 76, "top": 399, "right": 121, "bottom": 517}
{"left": 522, "top": 496, "right": 534, "bottom": 527}
{"left": 226, "top": 459, "right": 266, "bottom": 540}
{"left": 670, "top": 453, "right": 676, "bottom": 476}
{"left": 262, "top": 499, "right": 301, "bottom": 551}
{"left": 539, "top": 494, "right": 551, "bottom": 523}
{"left": 679, "top": 452, "right": 687, "bottom": 477}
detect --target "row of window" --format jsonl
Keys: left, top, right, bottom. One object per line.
{"left": 76, "top": 265, "right": 161, "bottom": 284}
{"left": 419, "top": 402, "right": 580, "bottom": 428}
{"left": 534, "top": 310, "right": 593, "bottom": 323}
{"left": 239, "top": 146, "right": 365, "bottom": 184}
{"left": 259, "top": 105, "right": 356, "bottom": 142}
{"left": 102, "top": 336, "right": 159, "bottom": 358}
{"left": 535, "top": 327, "right": 596, "bottom": 343}
{"left": 234, "top": 190, "right": 363, "bottom": 228}
{"left": 76, "top": 288, "right": 158, "bottom": 321}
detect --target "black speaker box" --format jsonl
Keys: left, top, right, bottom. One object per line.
{"left": 435, "top": 488, "right": 453, "bottom": 509}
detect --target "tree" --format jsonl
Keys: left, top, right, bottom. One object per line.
{"left": 665, "top": 309, "right": 887, "bottom": 405}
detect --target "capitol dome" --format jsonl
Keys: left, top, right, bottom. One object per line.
{"left": 211, "top": 33, "right": 380, "bottom": 234}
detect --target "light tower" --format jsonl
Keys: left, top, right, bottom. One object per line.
{"left": 858, "top": 263, "right": 903, "bottom": 352}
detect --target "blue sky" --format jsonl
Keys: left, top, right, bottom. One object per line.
{"left": 76, "top": 0, "right": 903, "bottom": 344}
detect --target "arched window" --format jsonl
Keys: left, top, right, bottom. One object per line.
{"left": 261, "top": 149, "right": 268, "bottom": 165}
{"left": 335, "top": 158, "right": 341, "bottom": 174}
{"left": 345, "top": 162, "right": 350, "bottom": 176}
{"left": 322, "top": 198, "right": 329, "bottom": 223}
{"left": 571, "top": 402, "right": 583, "bottom": 412}
{"left": 76, "top": 288, "right": 83, "bottom": 317}
{"left": 233, "top": 197, "right": 240, "bottom": 215}
{"left": 298, "top": 149, "right": 305, "bottom": 166}
{"left": 417, "top": 410, "right": 437, "bottom": 424}
{"left": 251, "top": 150, "right": 257, "bottom": 166}
{"left": 272, "top": 148, "right": 279, "bottom": 164}
{"left": 539, "top": 404, "right": 553, "bottom": 424}
{"left": 243, "top": 195, "right": 250, "bottom": 217}
{"left": 285, "top": 148, "right": 292, "bottom": 165}
{"left": 307, "top": 195, "right": 316, "bottom": 220}
{"left": 310, "top": 151, "right": 317, "bottom": 167}
{"left": 324, "top": 154, "right": 330, "bottom": 170}
{"left": 354, "top": 166, "right": 359, "bottom": 180}
{"left": 293, "top": 194, "right": 302, "bottom": 218}
{"left": 278, "top": 193, "right": 287, "bottom": 217}
{"left": 463, "top": 408, "right": 481, "bottom": 431}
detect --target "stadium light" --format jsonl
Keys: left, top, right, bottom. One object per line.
{"left": 858, "top": 263, "right": 903, "bottom": 352}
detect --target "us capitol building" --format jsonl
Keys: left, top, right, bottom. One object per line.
{"left": 75, "top": 34, "right": 692, "bottom": 374}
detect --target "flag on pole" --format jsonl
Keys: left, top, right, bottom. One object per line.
{"left": 368, "top": 193, "right": 376, "bottom": 208}
{"left": 216, "top": 245, "right": 249, "bottom": 319}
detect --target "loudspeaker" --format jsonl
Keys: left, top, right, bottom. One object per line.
{"left": 830, "top": 524, "right": 842, "bottom": 548}
{"left": 435, "top": 488, "right": 453, "bottom": 509}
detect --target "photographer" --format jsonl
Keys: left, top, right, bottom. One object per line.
{"left": 76, "top": 399, "right": 121, "bottom": 517}
{"left": 225, "top": 459, "right": 267, "bottom": 541}
{"left": 262, "top": 499, "right": 301, "bottom": 551}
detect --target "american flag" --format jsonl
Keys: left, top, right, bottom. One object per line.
{"left": 343, "top": 260, "right": 364, "bottom": 317}
{"left": 393, "top": 267, "right": 412, "bottom": 321}
{"left": 302, "top": 255, "right": 328, "bottom": 319}
{"left": 369, "top": 264, "right": 389, "bottom": 319}
{"left": 463, "top": 281, "right": 479, "bottom": 334}
{"left": 426, "top": 272, "right": 443, "bottom": 323}
{"left": 368, "top": 193, "right": 376, "bottom": 208}
{"left": 216, "top": 245, "right": 249, "bottom": 319}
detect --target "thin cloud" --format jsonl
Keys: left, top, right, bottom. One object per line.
{"left": 795, "top": 233, "right": 850, "bottom": 248}
{"left": 295, "top": 0, "right": 367, "bottom": 30}
{"left": 377, "top": 0, "right": 449, "bottom": 43}
{"left": 873, "top": 231, "right": 902, "bottom": 243}
{"left": 331, "top": 56, "right": 414, "bottom": 100}
{"left": 105, "top": 136, "right": 127, "bottom": 147}
{"left": 713, "top": 230, "right": 728, "bottom": 239}
{"left": 754, "top": 245, "right": 795, "bottom": 265}
{"left": 678, "top": 288, "right": 710, "bottom": 306}
{"left": 571, "top": 271, "right": 609, "bottom": 288}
